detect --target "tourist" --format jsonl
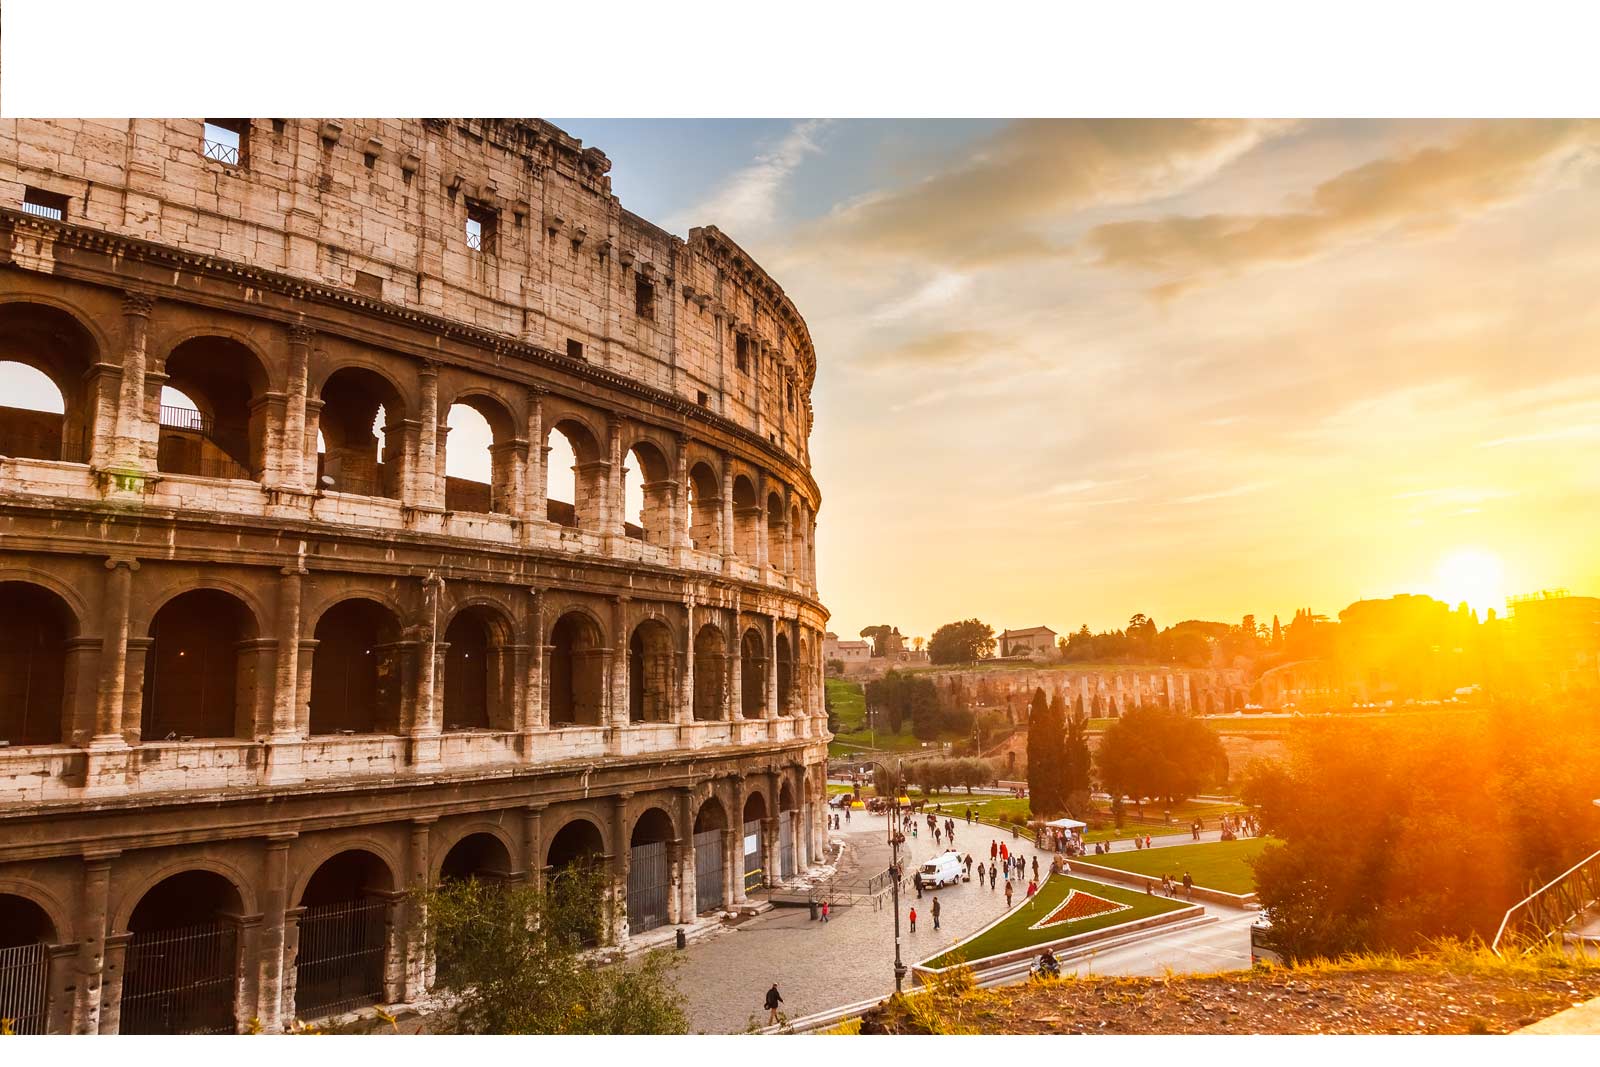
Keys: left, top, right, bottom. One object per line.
{"left": 1145, "top": 834, "right": 1152, "bottom": 849}
{"left": 989, "top": 862, "right": 997, "bottom": 889}
{"left": 765, "top": 983, "right": 783, "bottom": 1025}
{"left": 845, "top": 807, "right": 850, "bottom": 824}
{"left": 1183, "top": 872, "right": 1194, "bottom": 900}
{"left": 913, "top": 870, "right": 924, "bottom": 898}
{"left": 1005, "top": 881, "right": 1014, "bottom": 908}
{"left": 911, "top": 824, "right": 917, "bottom": 839}
{"left": 965, "top": 807, "right": 973, "bottom": 824}
{"left": 1146, "top": 879, "right": 1154, "bottom": 895}
{"left": 909, "top": 905, "right": 918, "bottom": 932}
{"left": 964, "top": 854, "right": 973, "bottom": 877}
{"left": 990, "top": 840, "right": 998, "bottom": 860}
{"left": 1032, "top": 856, "right": 1040, "bottom": 882}
{"left": 821, "top": 899, "right": 830, "bottom": 923}
{"left": 932, "top": 896, "right": 942, "bottom": 930}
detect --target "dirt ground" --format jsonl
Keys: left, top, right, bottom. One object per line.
{"left": 855, "top": 964, "right": 1600, "bottom": 1035}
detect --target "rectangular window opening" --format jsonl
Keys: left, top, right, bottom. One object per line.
{"left": 735, "top": 334, "right": 750, "bottom": 373}
{"left": 21, "top": 186, "right": 67, "bottom": 222}
{"left": 466, "top": 202, "right": 498, "bottom": 254}
{"left": 697, "top": 390, "right": 709, "bottom": 407}
{"left": 202, "top": 119, "right": 248, "bottom": 166}
{"left": 567, "top": 339, "right": 585, "bottom": 361}
{"left": 635, "top": 275, "right": 656, "bottom": 321}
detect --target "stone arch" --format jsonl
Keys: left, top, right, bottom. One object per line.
{"left": 443, "top": 389, "right": 521, "bottom": 515}
{"left": 740, "top": 626, "right": 766, "bottom": 717}
{"left": 766, "top": 490, "right": 785, "bottom": 568}
{"left": 437, "top": 831, "right": 515, "bottom": 883}
{"left": 625, "top": 805, "right": 676, "bottom": 935}
{"left": 0, "top": 879, "right": 70, "bottom": 946}
{"left": 317, "top": 364, "right": 409, "bottom": 498}
{"left": 775, "top": 630, "right": 794, "bottom": 715}
{"left": 731, "top": 474, "right": 760, "bottom": 561}
{"left": 120, "top": 867, "right": 248, "bottom": 1034}
{"left": 621, "top": 438, "right": 673, "bottom": 544}
{"left": 779, "top": 778, "right": 798, "bottom": 812}
{"left": 545, "top": 415, "right": 605, "bottom": 529}
{"left": 293, "top": 847, "right": 397, "bottom": 1022}
{"left": 141, "top": 587, "right": 261, "bottom": 741}
{"left": 693, "top": 623, "right": 727, "bottom": 720}
{"left": 694, "top": 795, "right": 728, "bottom": 832}
{"left": 157, "top": 334, "right": 273, "bottom": 481}
{"left": 630, "top": 805, "right": 676, "bottom": 846}
{"left": 549, "top": 609, "right": 606, "bottom": 727}
{"left": 441, "top": 601, "right": 517, "bottom": 731}
{"left": 686, "top": 460, "right": 722, "bottom": 553}
{"left": 628, "top": 618, "right": 675, "bottom": 723}
{"left": 789, "top": 501, "right": 807, "bottom": 582}
{"left": 0, "top": 579, "right": 80, "bottom": 746}
{"left": 308, "top": 597, "right": 404, "bottom": 735}
{"left": 544, "top": 815, "right": 607, "bottom": 870}
{"left": 743, "top": 786, "right": 771, "bottom": 824}
{"left": 0, "top": 298, "right": 101, "bottom": 463}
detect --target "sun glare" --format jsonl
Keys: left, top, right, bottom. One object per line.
{"left": 1434, "top": 548, "right": 1506, "bottom": 617}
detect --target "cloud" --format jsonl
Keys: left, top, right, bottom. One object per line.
{"left": 868, "top": 271, "right": 973, "bottom": 323}
{"left": 807, "top": 119, "right": 1289, "bottom": 267}
{"left": 861, "top": 329, "right": 999, "bottom": 370}
{"left": 671, "top": 119, "right": 831, "bottom": 238}
{"left": 1088, "top": 120, "right": 1599, "bottom": 289}
{"left": 1176, "top": 481, "right": 1275, "bottom": 504}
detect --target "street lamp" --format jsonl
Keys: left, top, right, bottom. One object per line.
{"left": 862, "top": 758, "right": 909, "bottom": 992}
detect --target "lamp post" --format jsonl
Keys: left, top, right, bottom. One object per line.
{"left": 863, "top": 758, "right": 908, "bottom": 992}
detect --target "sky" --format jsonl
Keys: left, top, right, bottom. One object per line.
{"left": 11, "top": 119, "right": 1597, "bottom": 642}
{"left": 551, "top": 118, "right": 1600, "bottom": 641}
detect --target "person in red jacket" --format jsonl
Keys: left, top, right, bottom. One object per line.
{"left": 909, "top": 906, "right": 918, "bottom": 932}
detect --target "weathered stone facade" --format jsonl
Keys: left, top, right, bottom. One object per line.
{"left": 929, "top": 666, "right": 1248, "bottom": 721}
{"left": 0, "top": 118, "right": 829, "bottom": 1033}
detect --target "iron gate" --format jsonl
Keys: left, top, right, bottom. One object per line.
{"left": 295, "top": 898, "right": 387, "bottom": 1022}
{"left": 120, "top": 922, "right": 238, "bottom": 1034}
{"left": 628, "top": 840, "right": 671, "bottom": 934}
{"left": 779, "top": 811, "right": 796, "bottom": 879}
{"left": 0, "top": 941, "right": 48, "bottom": 1035}
{"left": 693, "top": 828, "right": 724, "bottom": 913}
{"left": 742, "top": 819, "right": 764, "bottom": 892}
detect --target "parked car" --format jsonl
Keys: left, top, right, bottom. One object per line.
{"left": 1250, "top": 915, "right": 1284, "bottom": 966}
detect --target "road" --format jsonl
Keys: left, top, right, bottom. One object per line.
{"left": 671, "top": 810, "right": 1254, "bottom": 1033}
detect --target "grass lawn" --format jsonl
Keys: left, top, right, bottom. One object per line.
{"left": 825, "top": 677, "right": 968, "bottom": 756}
{"left": 924, "top": 874, "right": 1188, "bottom": 968}
{"left": 1084, "top": 837, "right": 1272, "bottom": 894}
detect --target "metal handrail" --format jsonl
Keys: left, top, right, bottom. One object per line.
{"left": 159, "top": 405, "right": 212, "bottom": 434}
{"left": 1492, "top": 846, "right": 1600, "bottom": 955}
{"left": 202, "top": 139, "right": 240, "bottom": 165}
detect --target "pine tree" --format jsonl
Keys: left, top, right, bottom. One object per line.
{"left": 1024, "top": 687, "right": 1052, "bottom": 811}
{"left": 1064, "top": 698, "right": 1092, "bottom": 812}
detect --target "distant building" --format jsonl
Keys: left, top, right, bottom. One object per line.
{"left": 1508, "top": 590, "right": 1600, "bottom": 691}
{"left": 824, "top": 632, "right": 872, "bottom": 664}
{"left": 997, "top": 626, "right": 1058, "bottom": 659}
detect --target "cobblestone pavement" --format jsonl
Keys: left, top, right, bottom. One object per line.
{"left": 673, "top": 809, "right": 1071, "bottom": 1033}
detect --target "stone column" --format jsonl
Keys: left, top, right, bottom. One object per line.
{"left": 676, "top": 787, "right": 697, "bottom": 920}
{"left": 301, "top": 398, "right": 324, "bottom": 488}
{"left": 610, "top": 792, "right": 632, "bottom": 945}
{"left": 93, "top": 558, "right": 137, "bottom": 746}
{"left": 44, "top": 942, "right": 77, "bottom": 1034}
{"left": 754, "top": 474, "right": 769, "bottom": 571}
{"left": 523, "top": 387, "right": 547, "bottom": 524}
{"left": 677, "top": 596, "right": 695, "bottom": 725}
{"left": 782, "top": 508, "right": 794, "bottom": 577}
{"left": 271, "top": 564, "right": 305, "bottom": 741}
{"left": 728, "top": 777, "right": 748, "bottom": 905}
{"left": 255, "top": 833, "right": 296, "bottom": 1032}
{"left": 493, "top": 439, "right": 527, "bottom": 516}
{"left": 74, "top": 851, "right": 116, "bottom": 1034}
{"left": 522, "top": 804, "right": 546, "bottom": 893}
{"left": 719, "top": 454, "right": 735, "bottom": 572}
{"left": 765, "top": 616, "right": 779, "bottom": 720}
{"left": 412, "top": 361, "right": 441, "bottom": 508}
{"left": 609, "top": 596, "right": 630, "bottom": 729}
{"left": 728, "top": 606, "right": 743, "bottom": 721}
{"left": 671, "top": 432, "right": 690, "bottom": 554}
{"left": 404, "top": 818, "right": 434, "bottom": 998}
{"left": 97, "top": 932, "right": 131, "bottom": 1034}
{"left": 110, "top": 291, "right": 154, "bottom": 471}
{"left": 523, "top": 588, "right": 547, "bottom": 735}
{"left": 604, "top": 412, "right": 624, "bottom": 546}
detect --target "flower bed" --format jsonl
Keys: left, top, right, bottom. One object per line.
{"left": 1027, "top": 888, "right": 1130, "bottom": 930}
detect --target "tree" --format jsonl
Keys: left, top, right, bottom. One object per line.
{"left": 912, "top": 636, "right": 925, "bottom": 653}
{"left": 1024, "top": 688, "right": 1068, "bottom": 817}
{"left": 928, "top": 618, "right": 996, "bottom": 665}
{"left": 421, "top": 864, "right": 688, "bottom": 1033}
{"left": 1062, "top": 699, "right": 1092, "bottom": 815}
{"left": 824, "top": 684, "right": 839, "bottom": 734}
{"left": 1096, "top": 705, "right": 1227, "bottom": 810}
{"left": 859, "top": 624, "right": 896, "bottom": 658}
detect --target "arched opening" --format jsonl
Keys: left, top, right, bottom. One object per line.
{"left": 121, "top": 871, "right": 243, "bottom": 1034}
{"left": 692, "top": 624, "right": 727, "bottom": 721}
{"left": 628, "top": 808, "right": 674, "bottom": 934}
{"left": 628, "top": 619, "right": 674, "bottom": 723}
{"left": 141, "top": 589, "right": 257, "bottom": 741}
{"left": 158, "top": 337, "right": 269, "bottom": 480}
{"left": 740, "top": 627, "right": 766, "bottom": 717}
{"left": 443, "top": 606, "right": 513, "bottom": 732}
{"left": 742, "top": 791, "right": 769, "bottom": 893}
{"left": 775, "top": 632, "right": 794, "bottom": 715}
{"left": 789, "top": 503, "right": 806, "bottom": 582}
{"left": 549, "top": 611, "right": 604, "bottom": 727}
{"left": 622, "top": 441, "right": 671, "bottom": 544}
{"left": 0, "top": 893, "right": 55, "bottom": 1034}
{"left": 0, "top": 302, "right": 97, "bottom": 464}
{"left": 545, "top": 418, "right": 602, "bottom": 529}
{"left": 686, "top": 462, "right": 722, "bottom": 554}
{"left": 545, "top": 819, "right": 605, "bottom": 946}
{"left": 731, "top": 475, "right": 760, "bottom": 561}
{"left": 318, "top": 367, "right": 404, "bottom": 498}
{"left": 309, "top": 599, "right": 403, "bottom": 735}
{"left": 0, "top": 581, "right": 76, "bottom": 747}
{"left": 693, "top": 798, "right": 728, "bottom": 914}
{"left": 439, "top": 833, "right": 513, "bottom": 883}
{"left": 778, "top": 779, "right": 800, "bottom": 879}
{"left": 444, "top": 396, "right": 517, "bottom": 515}
{"left": 766, "top": 491, "right": 785, "bottom": 570}
{"left": 296, "top": 850, "right": 395, "bottom": 1021}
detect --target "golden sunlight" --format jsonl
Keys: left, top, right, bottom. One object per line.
{"left": 1433, "top": 548, "right": 1507, "bottom": 617}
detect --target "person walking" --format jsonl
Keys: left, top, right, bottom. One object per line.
{"left": 1183, "top": 871, "right": 1194, "bottom": 900}
{"left": 990, "top": 840, "right": 998, "bottom": 860}
{"left": 913, "top": 870, "right": 924, "bottom": 898}
{"left": 909, "top": 906, "right": 918, "bottom": 933}
{"left": 1145, "top": 834, "right": 1152, "bottom": 849}
{"left": 821, "top": 899, "right": 830, "bottom": 923}
{"left": 845, "top": 807, "right": 850, "bottom": 823}
{"left": 964, "top": 854, "right": 973, "bottom": 878}
{"left": 932, "top": 896, "right": 942, "bottom": 930}
{"left": 1004, "top": 880, "right": 1014, "bottom": 908}
{"left": 989, "top": 862, "right": 997, "bottom": 889}
{"left": 1032, "top": 856, "right": 1040, "bottom": 882}
{"left": 765, "top": 983, "right": 783, "bottom": 1025}
{"left": 1026, "top": 879, "right": 1037, "bottom": 899}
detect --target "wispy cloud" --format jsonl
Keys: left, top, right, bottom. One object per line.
{"left": 1176, "top": 481, "right": 1275, "bottom": 504}
{"left": 670, "top": 119, "right": 831, "bottom": 239}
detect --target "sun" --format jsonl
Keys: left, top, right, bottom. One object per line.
{"left": 1434, "top": 548, "right": 1506, "bottom": 617}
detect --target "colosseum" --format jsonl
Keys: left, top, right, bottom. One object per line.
{"left": 0, "top": 118, "right": 830, "bottom": 1033}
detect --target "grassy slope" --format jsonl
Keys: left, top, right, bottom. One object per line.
{"left": 924, "top": 874, "right": 1188, "bottom": 968}
{"left": 825, "top": 677, "right": 963, "bottom": 755}
{"left": 1082, "top": 837, "right": 1271, "bottom": 894}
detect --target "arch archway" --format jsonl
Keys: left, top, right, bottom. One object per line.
{"left": 741, "top": 791, "right": 770, "bottom": 893}
{"left": 318, "top": 367, "right": 406, "bottom": 498}
{"left": 692, "top": 798, "right": 728, "bottom": 914}
{"left": 0, "top": 581, "right": 77, "bottom": 746}
{"left": 628, "top": 619, "right": 674, "bottom": 723}
{"left": 775, "top": 631, "right": 794, "bottom": 716}
{"left": 545, "top": 818, "right": 606, "bottom": 946}
{"left": 141, "top": 589, "right": 258, "bottom": 740}
{"left": 692, "top": 624, "right": 727, "bottom": 721}
{"left": 442, "top": 605, "right": 515, "bottom": 731}
{"left": 121, "top": 870, "right": 244, "bottom": 1034}
{"left": 0, "top": 892, "right": 56, "bottom": 1034}
{"left": 295, "top": 849, "right": 395, "bottom": 1021}
{"left": 444, "top": 394, "right": 518, "bottom": 515}
{"left": 686, "top": 461, "right": 722, "bottom": 553}
{"left": 766, "top": 491, "right": 785, "bottom": 570}
{"left": 309, "top": 599, "right": 403, "bottom": 735}
{"left": 549, "top": 611, "right": 605, "bottom": 727}
{"left": 0, "top": 301, "right": 98, "bottom": 463}
{"left": 158, "top": 336, "right": 270, "bottom": 480}
{"left": 731, "top": 475, "right": 759, "bottom": 561}
{"left": 622, "top": 441, "right": 672, "bottom": 544}
{"left": 545, "top": 418, "right": 603, "bottom": 529}
{"left": 740, "top": 627, "right": 766, "bottom": 717}
{"left": 777, "top": 779, "right": 800, "bottom": 880}
{"left": 438, "top": 832, "right": 514, "bottom": 883}
{"left": 627, "top": 807, "right": 675, "bottom": 934}
{"left": 789, "top": 503, "right": 807, "bottom": 582}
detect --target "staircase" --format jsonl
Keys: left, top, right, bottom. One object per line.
{"left": 1493, "top": 847, "right": 1600, "bottom": 955}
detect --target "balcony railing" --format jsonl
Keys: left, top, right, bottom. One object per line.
{"left": 160, "top": 405, "right": 213, "bottom": 435}
{"left": 202, "top": 139, "right": 240, "bottom": 165}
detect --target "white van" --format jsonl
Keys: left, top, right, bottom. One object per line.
{"left": 918, "top": 852, "right": 964, "bottom": 888}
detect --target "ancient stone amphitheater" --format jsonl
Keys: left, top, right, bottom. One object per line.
{"left": 0, "top": 118, "right": 829, "bottom": 1033}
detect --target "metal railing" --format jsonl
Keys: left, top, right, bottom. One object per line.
{"left": 159, "top": 405, "right": 213, "bottom": 435}
{"left": 202, "top": 139, "right": 240, "bottom": 165}
{"left": 0, "top": 941, "right": 48, "bottom": 1034}
{"left": 1493, "top": 846, "right": 1600, "bottom": 954}
{"left": 119, "top": 922, "right": 238, "bottom": 1034}
{"left": 19, "top": 200, "right": 63, "bottom": 221}
{"left": 295, "top": 898, "right": 388, "bottom": 1021}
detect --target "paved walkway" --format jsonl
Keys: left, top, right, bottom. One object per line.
{"left": 675, "top": 810, "right": 1113, "bottom": 1032}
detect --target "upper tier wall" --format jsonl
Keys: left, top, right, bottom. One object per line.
{"left": 0, "top": 118, "right": 814, "bottom": 465}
